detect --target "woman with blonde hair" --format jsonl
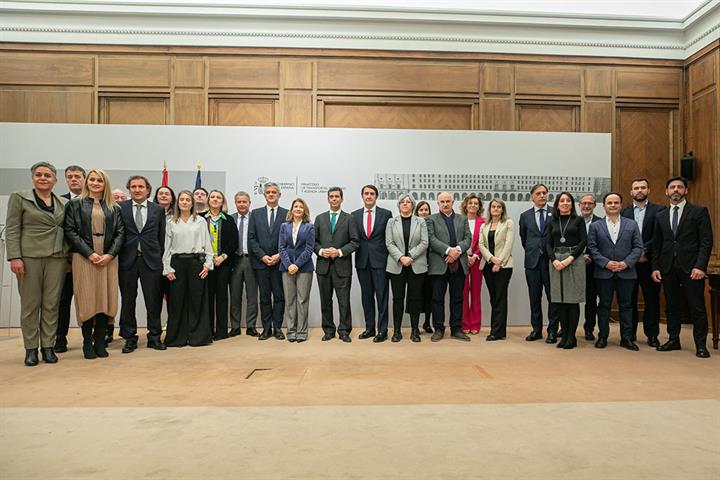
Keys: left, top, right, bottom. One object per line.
{"left": 64, "top": 169, "right": 124, "bottom": 359}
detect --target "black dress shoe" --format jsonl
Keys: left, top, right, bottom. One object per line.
{"left": 423, "top": 324, "right": 433, "bottom": 334}
{"left": 258, "top": 330, "right": 273, "bottom": 340}
{"left": 595, "top": 337, "right": 608, "bottom": 349}
{"left": 557, "top": 339, "right": 567, "bottom": 349}
{"left": 431, "top": 330, "right": 444, "bottom": 342}
{"left": 373, "top": 333, "right": 388, "bottom": 343}
{"left": 274, "top": 330, "right": 286, "bottom": 340}
{"left": 563, "top": 340, "right": 577, "bottom": 350}
{"left": 246, "top": 328, "right": 260, "bottom": 337}
{"left": 584, "top": 332, "right": 595, "bottom": 341}
{"left": 358, "top": 330, "right": 376, "bottom": 340}
{"left": 486, "top": 334, "right": 500, "bottom": 341}
{"left": 410, "top": 329, "right": 421, "bottom": 342}
{"left": 391, "top": 332, "right": 402, "bottom": 342}
{"left": 54, "top": 338, "right": 68, "bottom": 353}
{"left": 147, "top": 341, "right": 167, "bottom": 351}
{"left": 647, "top": 336, "right": 660, "bottom": 348}
{"left": 339, "top": 333, "right": 352, "bottom": 343}
{"left": 557, "top": 330, "right": 565, "bottom": 339}
{"left": 288, "top": 337, "right": 296, "bottom": 343}
{"left": 321, "top": 333, "right": 334, "bottom": 341}
{"left": 525, "top": 331, "right": 542, "bottom": 341}
{"left": 41, "top": 347, "right": 58, "bottom": 363}
{"left": 83, "top": 342, "right": 97, "bottom": 359}
{"left": 657, "top": 340, "right": 681, "bottom": 351}
{"left": 24, "top": 349, "right": 39, "bottom": 367}
{"left": 296, "top": 338, "right": 306, "bottom": 343}
{"left": 620, "top": 339, "right": 640, "bottom": 351}
{"left": 451, "top": 331, "right": 471, "bottom": 342}
{"left": 122, "top": 339, "right": 137, "bottom": 354}
{"left": 229, "top": 328, "right": 241, "bottom": 337}
{"left": 696, "top": 346, "right": 711, "bottom": 358}
{"left": 545, "top": 332, "right": 557, "bottom": 344}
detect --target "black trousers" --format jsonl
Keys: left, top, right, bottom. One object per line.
{"left": 525, "top": 257, "right": 559, "bottom": 334}
{"left": 119, "top": 256, "right": 164, "bottom": 341}
{"left": 483, "top": 266, "right": 512, "bottom": 338}
{"left": 166, "top": 255, "right": 212, "bottom": 347}
{"left": 421, "top": 274, "right": 433, "bottom": 326}
{"left": 584, "top": 263, "right": 599, "bottom": 334}
{"left": 356, "top": 267, "right": 389, "bottom": 334}
{"left": 318, "top": 263, "right": 353, "bottom": 336}
{"left": 389, "top": 266, "right": 425, "bottom": 332}
{"left": 597, "top": 277, "right": 634, "bottom": 341}
{"left": 255, "top": 265, "right": 285, "bottom": 331}
{"left": 431, "top": 268, "right": 465, "bottom": 333}
{"left": 55, "top": 271, "right": 73, "bottom": 346}
{"left": 207, "top": 262, "right": 232, "bottom": 339}
{"left": 662, "top": 262, "right": 708, "bottom": 347}
{"left": 631, "top": 261, "right": 662, "bottom": 339}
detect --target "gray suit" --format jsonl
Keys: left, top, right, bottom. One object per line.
{"left": 385, "top": 215, "right": 428, "bottom": 274}
{"left": 229, "top": 211, "right": 258, "bottom": 331}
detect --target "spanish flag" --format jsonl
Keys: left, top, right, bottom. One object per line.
{"left": 161, "top": 161, "right": 169, "bottom": 187}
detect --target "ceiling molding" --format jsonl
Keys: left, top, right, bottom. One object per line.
{"left": 1, "top": 1, "right": 718, "bottom": 59}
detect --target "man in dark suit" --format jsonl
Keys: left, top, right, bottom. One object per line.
{"left": 588, "top": 193, "right": 643, "bottom": 350}
{"left": 426, "top": 191, "right": 472, "bottom": 342}
{"left": 579, "top": 194, "right": 602, "bottom": 340}
{"left": 315, "top": 187, "right": 359, "bottom": 342}
{"left": 248, "top": 182, "right": 288, "bottom": 340}
{"left": 118, "top": 175, "right": 167, "bottom": 353}
{"left": 352, "top": 184, "right": 392, "bottom": 342}
{"left": 229, "top": 191, "right": 259, "bottom": 337}
{"left": 620, "top": 178, "right": 663, "bottom": 347}
{"left": 519, "top": 183, "right": 559, "bottom": 343}
{"left": 651, "top": 176, "right": 714, "bottom": 358}
{"left": 54, "top": 165, "right": 85, "bottom": 353}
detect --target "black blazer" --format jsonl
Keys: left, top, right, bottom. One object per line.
{"left": 651, "top": 202, "right": 713, "bottom": 275}
{"left": 64, "top": 197, "right": 125, "bottom": 258}
{"left": 118, "top": 200, "right": 166, "bottom": 271}
{"left": 519, "top": 205, "right": 554, "bottom": 269}
{"left": 313, "top": 210, "right": 359, "bottom": 277}
{"left": 620, "top": 201, "right": 663, "bottom": 254}
{"left": 247, "top": 205, "right": 289, "bottom": 270}
{"left": 352, "top": 206, "right": 392, "bottom": 270}
{"left": 203, "top": 212, "right": 239, "bottom": 268}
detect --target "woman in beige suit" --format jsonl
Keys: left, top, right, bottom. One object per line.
{"left": 478, "top": 198, "right": 514, "bottom": 341}
{"left": 5, "top": 162, "right": 68, "bottom": 366}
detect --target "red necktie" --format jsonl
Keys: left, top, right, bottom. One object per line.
{"left": 366, "top": 209, "right": 373, "bottom": 238}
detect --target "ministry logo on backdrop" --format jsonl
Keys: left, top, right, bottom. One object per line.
{"left": 253, "top": 176, "right": 299, "bottom": 195}
{"left": 253, "top": 176, "right": 270, "bottom": 195}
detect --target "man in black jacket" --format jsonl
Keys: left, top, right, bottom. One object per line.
{"left": 620, "top": 178, "right": 663, "bottom": 347}
{"left": 651, "top": 176, "right": 714, "bottom": 358}
{"left": 579, "top": 194, "right": 602, "bottom": 340}
{"left": 117, "top": 175, "right": 167, "bottom": 353}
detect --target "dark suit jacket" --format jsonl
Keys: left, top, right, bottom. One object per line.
{"left": 118, "top": 200, "right": 166, "bottom": 271}
{"left": 314, "top": 210, "right": 359, "bottom": 277}
{"left": 352, "top": 206, "right": 392, "bottom": 270}
{"left": 651, "top": 202, "right": 714, "bottom": 275}
{"left": 279, "top": 222, "right": 315, "bottom": 273}
{"left": 519, "top": 205, "right": 554, "bottom": 269}
{"left": 587, "top": 217, "right": 643, "bottom": 280}
{"left": 203, "top": 212, "right": 238, "bottom": 268}
{"left": 620, "top": 201, "right": 663, "bottom": 254}
{"left": 583, "top": 214, "right": 602, "bottom": 253}
{"left": 426, "top": 211, "right": 472, "bottom": 275}
{"left": 247, "top": 205, "right": 289, "bottom": 270}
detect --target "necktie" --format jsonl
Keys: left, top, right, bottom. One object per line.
{"left": 330, "top": 212, "right": 337, "bottom": 233}
{"left": 671, "top": 206, "right": 679, "bottom": 237}
{"left": 366, "top": 210, "right": 373, "bottom": 238}
{"left": 269, "top": 208, "right": 275, "bottom": 229}
{"left": 539, "top": 208, "right": 546, "bottom": 232}
{"left": 238, "top": 215, "right": 245, "bottom": 254}
{"left": 135, "top": 204, "right": 144, "bottom": 252}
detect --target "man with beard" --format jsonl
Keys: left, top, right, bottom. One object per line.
{"left": 621, "top": 178, "right": 663, "bottom": 347}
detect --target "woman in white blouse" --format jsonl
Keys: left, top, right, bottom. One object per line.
{"left": 478, "top": 198, "right": 514, "bottom": 342}
{"left": 163, "top": 190, "right": 214, "bottom": 347}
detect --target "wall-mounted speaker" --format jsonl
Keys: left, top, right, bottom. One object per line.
{"left": 680, "top": 152, "right": 695, "bottom": 181}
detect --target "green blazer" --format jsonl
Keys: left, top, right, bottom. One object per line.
{"left": 5, "top": 190, "right": 68, "bottom": 260}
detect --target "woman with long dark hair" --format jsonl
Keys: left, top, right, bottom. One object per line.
{"left": 153, "top": 185, "right": 176, "bottom": 220}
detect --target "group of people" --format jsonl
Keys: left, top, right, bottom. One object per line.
{"left": 5, "top": 162, "right": 714, "bottom": 367}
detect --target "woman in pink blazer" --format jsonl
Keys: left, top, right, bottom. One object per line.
{"left": 461, "top": 194, "right": 485, "bottom": 334}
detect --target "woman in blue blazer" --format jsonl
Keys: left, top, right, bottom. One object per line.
{"left": 279, "top": 198, "right": 315, "bottom": 342}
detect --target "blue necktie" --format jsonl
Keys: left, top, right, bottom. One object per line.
{"left": 269, "top": 208, "right": 275, "bottom": 229}
{"left": 539, "top": 209, "right": 546, "bottom": 232}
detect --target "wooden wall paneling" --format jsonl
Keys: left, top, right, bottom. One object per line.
{"left": 517, "top": 104, "right": 578, "bottom": 132}
{"left": 0, "top": 53, "right": 94, "bottom": 86}
{"left": 208, "top": 59, "right": 280, "bottom": 90}
{"left": 0, "top": 87, "right": 94, "bottom": 123}
{"left": 616, "top": 68, "right": 681, "bottom": 100}
{"left": 98, "top": 56, "right": 170, "bottom": 88}
{"left": 322, "top": 100, "right": 474, "bottom": 130}
{"left": 208, "top": 98, "right": 277, "bottom": 126}
{"left": 482, "top": 63, "right": 512, "bottom": 94}
{"left": 279, "top": 60, "right": 314, "bottom": 127}
{"left": 282, "top": 61, "right": 313, "bottom": 90}
{"left": 175, "top": 57, "right": 205, "bottom": 88}
{"left": 515, "top": 65, "right": 581, "bottom": 96}
{"left": 615, "top": 108, "right": 676, "bottom": 200}
{"left": 281, "top": 93, "right": 313, "bottom": 127}
{"left": 317, "top": 60, "right": 479, "bottom": 93}
{"left": 174, "top": 91, "right": 206, "bottom": 125}
{"left": 481, "top": 97, "right": 514, "bottom": 130}
{"left": 99, "top": 96, "right": 169, "bottom": 125}
{"left": 689, "top": 52, "right": 716, "bottom": 95}
{"left": 584, "top": 67, "right": 613, "bottom": 97}
{"left": 583, "top": 101, "right": 613, "bottom": 133}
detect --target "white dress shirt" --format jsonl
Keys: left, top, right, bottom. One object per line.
{"left": 670, "top": 199, "right": 686, "bottom": 227}
{"left": 132, "top": 199, "right": 148, "bottom": 229}
{"left": 266, "top": 205, "right": 279, "bottom": 226}
{"left": 236, "top": 212, "right": 249, "bottom": 255}
{"left": 605, "top": 216, "right": 621, "bottom": 244}
{"left": 534, "top": 205, "right": 549, "bottom": 230}
{"left": 362, "top": 206, "right": 377, "bottom": 237}
{"left": 162, "top": 216, "right": 214, "bottom": 275}
{"left": 319, "top": 209, "right": 344, "bottom": 258}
